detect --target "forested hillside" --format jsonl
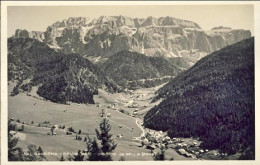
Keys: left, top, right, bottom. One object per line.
{"left": 8, "top": 38, "right": 120, "bottom": 104}
{"left": 144, "top": 38, "right": 255, "bottom": 158}
{"left": 100, "top": 51, "right": 182, "bottom": 89}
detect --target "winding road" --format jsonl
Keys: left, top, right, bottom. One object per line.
{"left": 106, "top": 108, "right": 146, "bottom": 138}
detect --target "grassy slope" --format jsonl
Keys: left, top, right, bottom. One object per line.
{"left": 9, "top": 83, "right": 193, "bottom": 160}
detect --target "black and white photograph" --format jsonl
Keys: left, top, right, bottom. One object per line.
{"left": 1, "top": 1, "right": 259, "bottom": 164}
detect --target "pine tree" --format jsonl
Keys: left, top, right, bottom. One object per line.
{"left": 95, "top": 118, "right": 117, "bottom": 161}
{"left": 87, "top": 139, "right": 102, "bottom": 161}
{"left": 37, "top": 146, "right": 45, "bottom": 160}
{"left": 8, "top": 119, "right": 25, "bottom": 161}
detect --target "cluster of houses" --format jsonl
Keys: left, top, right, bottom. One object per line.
{"left": 97, "top": 102, "right": 141, "bottom": 118}
{"left": 135, "top": 128, "right": 220, "bottom": 160}
{"left": 174, "top": 140, "right": 202, "bottom": 159}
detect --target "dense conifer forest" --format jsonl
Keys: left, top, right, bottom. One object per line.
{"left": 100, "top": 50, "right": 182, "bottom": 89}
{"left": 144, "top": 38, "right": 255, "bottom": 158}
{"left": 8, "top": 38, "right": 120, "bottom": 104}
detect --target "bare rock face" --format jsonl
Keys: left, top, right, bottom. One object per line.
{"left": 31, "top": 31, "right": 45, "bottom": 42}
{"left": 157, "top": 16, "right": 201, "bottom": 28}
{"left": 13, "top": 16, "right": 251, "bottom": 69}
{"left": 56, "top": 27, "right": 85, "bottom": 54}
{"left": 133, "top": 18, "right": 146, "bottom": 28}
{"left": 15, "top": 29, "right": 45, "bottom": 42}
{"left": 94, "top": 15, "right": 136, "bottom": 28}
{"left": 142, "top": 16, "right": 158, "bottom": 26}
{"left": 15, "top": 29, "right": 31, "bottom": 38}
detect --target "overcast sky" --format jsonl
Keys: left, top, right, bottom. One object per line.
{"left": 8, "top": 5, "right": 254, "bottom": 37}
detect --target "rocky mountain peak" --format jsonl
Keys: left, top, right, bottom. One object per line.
{"left": 96, "top": 15, "right": 111, "bottom": 24}
{"left": 51, "top": 17, "right": 92, "bottom": 28}
{"left": 94, "top": 15, "right": 136, "bottom": 28}
{"left": 13, "top": 15, "right": 252, "bottom": 70}
{"left": 158, "top": 16, "right": 201, "bottom": 29}
{"left": 15, "top": 29, "right": 45, "bottom": 42}
{"left": 15, "top": 29, "right": 31, "bottom": 38}
{"left": 211, "top": 26, "right": 232, "bottom": 30}
{"left": 142, "top": 16, "right": 158, "bottom": 26}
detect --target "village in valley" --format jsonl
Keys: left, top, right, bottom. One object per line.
{"left": 8, "top": 82, "right": 229, "bottom": 161}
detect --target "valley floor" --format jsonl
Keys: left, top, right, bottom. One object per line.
{"left": 8, "top": 83, "right": 239, "bottom": 161}
{"left": 8, "top": 83, "right": 195, "bottom": 161}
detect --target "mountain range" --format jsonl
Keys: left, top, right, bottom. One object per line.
{"left": 14, "top": 16, "right": 251, "bottom": 69}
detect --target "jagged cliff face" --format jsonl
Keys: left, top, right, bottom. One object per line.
{"left": 14, "top": 16, "right": 251, "bottom": 68}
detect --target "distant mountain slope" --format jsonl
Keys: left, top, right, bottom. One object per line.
{"left": 8, "top": 38, "right": 120, "bottom": 104}
{"left": 143, "top": 38, "right": 254, "bottom": 158}
{"left": 100, "top": 51, "right": 182, "bottom": 89}
{"left": 14, "top": 16, "right": 251, "bottom": 69}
